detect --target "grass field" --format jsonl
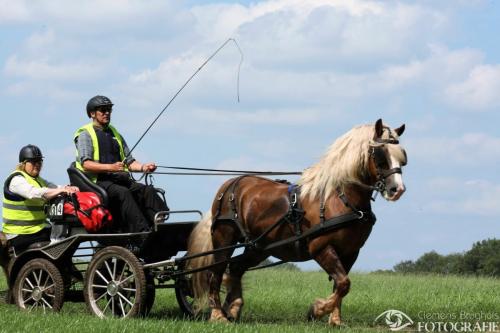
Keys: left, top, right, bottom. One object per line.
{"left": 0, "top": 270, "right": 498, "bottom": 333}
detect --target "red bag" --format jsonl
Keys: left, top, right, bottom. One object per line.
{"left": 63, "top": 192, "right": 112, "bottom": 232}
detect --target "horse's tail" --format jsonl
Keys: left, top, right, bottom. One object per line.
{"left": 0, "top": 232, "right": 9, "bottom": 278}
{"left": 186, "top": 211, "right": 214, "bottom": 312}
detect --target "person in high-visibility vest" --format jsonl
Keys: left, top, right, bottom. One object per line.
{"left": 1, "top": 145, "right": 79, "bottom": 253}
{"left": 73, "top": 96, "right": 168, "bottom": 235}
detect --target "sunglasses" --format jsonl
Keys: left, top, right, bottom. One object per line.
{"left": 96, "top": 107, "right": 112, "bottom": 114}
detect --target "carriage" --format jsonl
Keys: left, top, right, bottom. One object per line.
{"left": 2, "top": 163, "right": 199, "bottom": 318}
{"left": 2, "top": 119, "right": 408, "bottom": 326}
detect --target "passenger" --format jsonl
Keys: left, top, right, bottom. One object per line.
{"left": 1, "top": 145, "right": 79, "bottom": 253}
{"left": 73, "top": 95, "right": 168, "bottom": 234}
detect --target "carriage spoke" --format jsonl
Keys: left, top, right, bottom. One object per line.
{"left": 31, "top": 271, "right": 39, "bottom": 286}
{"left": 105, "top": 260, "right": 114, "bottom": 281}
{"left": 42, "top": 301, "right": 46, "bottom": 313}
{"left": 22, "top": 295, "right": 34, "bottom": 305}
{"left": 38, "top": 269, "right": 44, "bottom": 286}
{"left": 117, "top": 292, "right": 134, "bottom": 307}
{"left": 41, "top": 297, "right": 53, "bottom": 309}
{"left": 111, "top": 295, "right": 115, "bottom": 315}
{"left": 92, "top": 284, "right": 108, "bottom": 289}
{"left": 112, "top": 258, "right": 117, "bottom": 280}
{"left": 42, "top": 273, "right": 50, "bottom": 290}
{"left": 41, "top": 284, "right": 55, "bottom": 293}
{"left": 32, "top": 271, "right": 40, "bottom": 286}
{"left": 121, "top": 287, "right": 136, "bottom": 292}
{"left": 25, "top": 276, "right": 35, "bottom": 289}
{"left": 117, "top": 263, "right": 127, "bottom": 283}
{"left": 117, "top": 273, "right": 134, "bottom": 286}
{"left": 102, "top": 297, "right": 113, "bottom": 314}
{"left": 96, "top": 269, "right": 109, "bottom": 284}
{"left": 29, "top": 301, "right": 37, "bottom": 311}
{"left": 22, "top": 288, "right": 33, "bottom": 293}
{"left": 94, "top": 291, "right": 108, "bottom": 303}
{"left": 118, "top": 296, "right": 126, "bottom": 317}
{"left": 44, "top": 293, "right": 55, "bottom": 299}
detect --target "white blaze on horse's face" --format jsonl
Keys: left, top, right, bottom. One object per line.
{"left": 384, "top": 143, "right": 407, "bottom": 201}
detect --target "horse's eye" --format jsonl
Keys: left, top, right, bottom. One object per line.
{"left": 401, "top": 149, "right": 407, "bottom": 166}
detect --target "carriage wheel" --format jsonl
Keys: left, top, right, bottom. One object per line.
{"left": 174, "top": 261, "right": 195, "bottom": 317}
{"left": 84, "top": 246, "right": 146, "bottom": 318}
{"left": 13, "top": 258, "right": 64, "bottom": 312}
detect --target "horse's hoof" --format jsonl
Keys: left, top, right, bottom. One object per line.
{"left": 328, "top": 317, "right": 343, "bottom": 327}
{"left": 209, "top": 314, "right": 230, "bottom": 323}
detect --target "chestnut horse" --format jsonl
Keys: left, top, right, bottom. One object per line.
{"left": 186, "top": 119, "right": 407, "bottom": 326}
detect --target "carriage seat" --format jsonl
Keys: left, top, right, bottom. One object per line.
{"left": 67, "top": 162, "right": 109, "bottom": 207}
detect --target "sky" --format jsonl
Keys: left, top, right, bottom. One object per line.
{"left": 0, "top": 0, "right": 499, "bottom": 271}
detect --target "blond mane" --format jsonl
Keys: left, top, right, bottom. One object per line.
{"left": 298, "top": 124, "right": 375, "bottom": 201}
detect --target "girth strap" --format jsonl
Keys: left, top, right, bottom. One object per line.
{"left": 284, "top": 185, "right": 305, "bottom": 236}
{"left": 213, "top": 176, "right": 251, "bottom": 242}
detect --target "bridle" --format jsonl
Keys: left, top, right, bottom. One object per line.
{"left": 369, "top": 137, "right": 403, "bottom": 195}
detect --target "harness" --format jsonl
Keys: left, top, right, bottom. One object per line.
{"left": 212, "top": 176, "right": 252, "bottom": 243}
{"left": 211, "top": 177, "right": 375, "bottom": 257}
{"left": 206, "top": 137, "right": 400, "bottom": 260}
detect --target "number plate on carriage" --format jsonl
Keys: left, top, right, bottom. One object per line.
{"left": 47, "top": 196, "right": 65, "bottom": 220}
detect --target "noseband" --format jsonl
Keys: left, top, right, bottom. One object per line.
{"left": 370, "top": 138, "right": 402, "bottom": 194}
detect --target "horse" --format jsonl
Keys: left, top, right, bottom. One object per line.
{"left": 186, "top": 119, "right": 407, "bottom": 326}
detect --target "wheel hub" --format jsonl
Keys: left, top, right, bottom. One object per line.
{"left": 32, "top": 287, "right": 43, "bottom": 302}
{"left": 107, "top": 281, "right": 118, "bottom": 296}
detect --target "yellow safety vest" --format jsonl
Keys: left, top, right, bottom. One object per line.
{"left": 74, "top": 123, "right": 127, "bottom": 182}
{"left": 2, "top": 170, "right": 48, "bottom": 235}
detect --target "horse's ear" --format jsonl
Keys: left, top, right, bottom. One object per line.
{"left": 395, "top": 124, "right": 405, "bottom": 136}
{"left": 374, "top": 119, "right": 384, "bottom": 138}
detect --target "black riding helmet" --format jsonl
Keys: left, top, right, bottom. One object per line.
{"left": 86, "top": 95, "right": 114, "bottom": 118}
{"left": 19, "top": 145, "right": 44, "bottom": 163}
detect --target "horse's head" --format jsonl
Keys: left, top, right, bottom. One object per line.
{"left": 369, "top": 119, "right": 407, "bottom": 201}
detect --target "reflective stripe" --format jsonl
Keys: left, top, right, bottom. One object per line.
{"left": 2, "top": 203, "right": 45, "bottom": 212}
{"left": 3, "top": 170, "right": 48, "bottom": 235}
{"left": 2, "top": 218, "right": 47, "bottom": 226}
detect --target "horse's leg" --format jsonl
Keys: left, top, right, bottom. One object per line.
{"left": 308, "top": 245, "right": 350, "bottom": 326}
{"left": 207, "top": 223, "right": 239, "bottom": 322}
{"left": 222, "top": 271, "right": 244, "bottom": 321}
{"left": 208, "top": 263, "right": 229, "bottom": 322}
{"left": 223, "top": 253, "right": 267, "bottom": 321}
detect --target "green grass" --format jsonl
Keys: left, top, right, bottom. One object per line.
{"left": 0, "top": 270, "right": 498, "bottom": 333}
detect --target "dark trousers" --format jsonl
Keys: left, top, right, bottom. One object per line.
{"left": 9, "top": 228, "right": 51, "bottom": 253}
{"left": 97, "top": 176, "right": 168, "bottom": 233}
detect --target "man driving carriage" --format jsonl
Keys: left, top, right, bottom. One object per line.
{"left": 73, "top": 95, "right": 169, "bottom": 234}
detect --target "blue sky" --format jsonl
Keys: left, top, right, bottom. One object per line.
{"left": 1, "top": 0, "right": 499, "bottom": 271}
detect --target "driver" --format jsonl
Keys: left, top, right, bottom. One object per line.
{"left": 73, "top": 95, "right": 169, "bottom": 234}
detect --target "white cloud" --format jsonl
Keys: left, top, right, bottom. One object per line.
{"left": 407, "top": 132, "right": 500, "bottom": 167}
{"left": 0, "top": 0, "right": 177, "bottom": 26}
{"left": 4, "top": 56, "right": 103, "bottom": 82}
{"left": 2, "top": 0, "right": 493, "bottom": 117}
{"left": 0, "top": 1, "right": 30, "bottom": 23}
{"left": 422, "top": 178, "right": 500, "bottom": 217}
{"left": 445, "top": 64, "right": 500, "bottom": 111}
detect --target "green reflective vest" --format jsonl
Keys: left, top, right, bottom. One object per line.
{"left": 2, "top": 170, "right": 48, "bottom": 235}
{"left": 74, "top": 123, "right": 127, "bottom": 182}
